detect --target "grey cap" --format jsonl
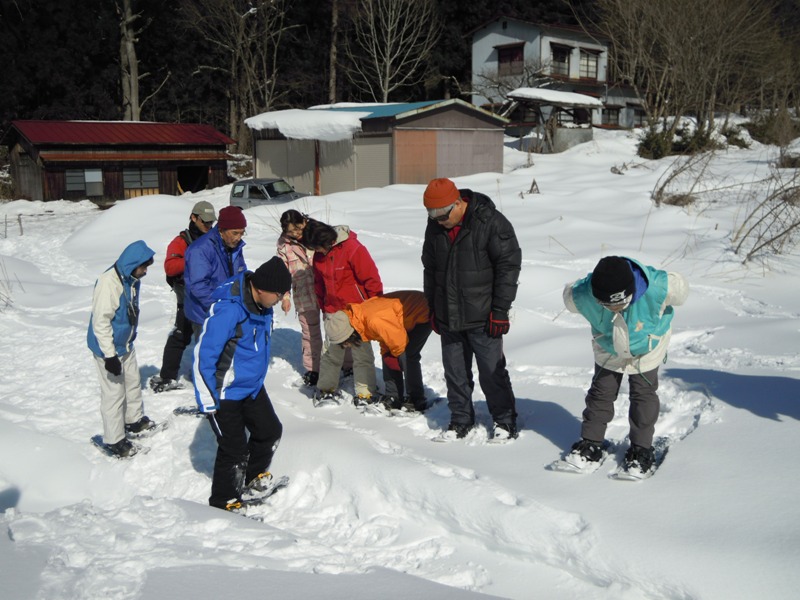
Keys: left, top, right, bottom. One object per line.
{"left": 192, "top": 201, "right": 216, "bottom": 222}
{"left": 325, "top": 311, "right": 355, "bottom": 345}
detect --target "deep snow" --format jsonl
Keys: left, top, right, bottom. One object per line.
{"left": 1, "top": 128, "right": 799, "bottom": 600}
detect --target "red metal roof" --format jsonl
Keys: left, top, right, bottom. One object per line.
{"left": 11, "top": 120, "right": 235, "bottom": 146}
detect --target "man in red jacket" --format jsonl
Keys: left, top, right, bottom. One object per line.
{"left": 150, "top": 201, "right": 216, "bottom": 393}
{"left": 302, "top": 219, "right": 382, "bottom": 406}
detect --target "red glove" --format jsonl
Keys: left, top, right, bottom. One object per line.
{"left": 485, "top": 310, "right": 510, "bottom": 338}
{"left": 383, "top": 354, "right": 401, "bottom": 371}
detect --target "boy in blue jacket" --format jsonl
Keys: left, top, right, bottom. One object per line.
{"left": 193, "top": 257, "right": 292, "bottom": 511}
{"left": 87, "top": 240, "right": 156, "bottom": 457}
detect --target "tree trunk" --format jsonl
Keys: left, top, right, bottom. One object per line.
{"left": 119, "top": 0, "right": 140, "bottom": 121}
{"left": 328, "top": 0, "right": 339, "bottom": 104}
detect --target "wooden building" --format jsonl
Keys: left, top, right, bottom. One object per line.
{"left": 246, "top": 99, "right": 507, "bottom": 196}
{"left": 4, "top": 120, "right": 235, "bottom": 201}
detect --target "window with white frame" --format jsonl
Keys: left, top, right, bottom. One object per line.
{"left": 550, "top": 44, "right": 571, "bottom": 77}
{"left": 579, "top": 49, "right": 599, "bottom": 80}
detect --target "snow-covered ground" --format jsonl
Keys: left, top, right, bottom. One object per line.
{"left": 1, "top": 128, "right": 799, "bottom": 600}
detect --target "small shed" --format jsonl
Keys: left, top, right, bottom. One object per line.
{"left": 503, "top": 88, "right": 604, "bottom": 153}
{"left": 4, "top": 120, "right": 235, "bottom": 201}
{"left": 245, "top": 99, "right": 507, "bottom": 196}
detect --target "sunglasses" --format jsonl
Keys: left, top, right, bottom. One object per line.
{"left": 428, "top": 203, "right": 456, "bottom": 222}
{"left": 599, "top": 294, "right": 632, "bottom": 309}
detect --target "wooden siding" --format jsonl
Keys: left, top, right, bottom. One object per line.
{"left": 436, "top": 130, "right": 503, "bottom": 177}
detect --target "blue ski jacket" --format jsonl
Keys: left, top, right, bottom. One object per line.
{"left": 87, "top": 240, "right": 156, "bottom": 358}
{"left": 193, "top": 271, "right": 273, "bottom": 413}
{"left": 184, "top": 226, "right": 246, "bottom": 325}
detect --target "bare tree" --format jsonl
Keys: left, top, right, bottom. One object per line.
{"left": 180, "top": 0, "right": 290, "bottom": 149}
{"left": 472, "top": 58, "right": 553, "bottom": 108}
{"left": 117, "top": 0, "right": 170, "bottom": 121}
{"left": 576, "top": 0, "right": 789, "bottom": 155}
{"left": 344, "top": 0, "right": 441, "bottom": 102}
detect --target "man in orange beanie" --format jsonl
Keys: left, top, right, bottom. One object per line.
{"left": 422, "top": 178, "right": 522, "bottom": 442}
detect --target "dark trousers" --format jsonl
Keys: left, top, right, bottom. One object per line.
{"left": 383, "top": 322, "right": 432, "bottom": 406}
{"left": 440, "top": 327, "right": 516, "bottom": 427}
{"left": 581, "top": 365, "right": 660, "bottom": 448}
{"left": 206, "top": 387, "right": 283, "bottom": 508}
{"left": 159, "top": 301, "right": 194, "bottom": 381}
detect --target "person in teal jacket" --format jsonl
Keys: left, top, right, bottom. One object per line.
{"left": 562, "top": 256, "right": 689, "bottom": 475}
{"left": 87, "top": 240, "right": 156, "bottom": 457}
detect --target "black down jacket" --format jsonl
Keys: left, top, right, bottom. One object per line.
{"left": 422, "top": 189, "right": 521, "bottom": 332}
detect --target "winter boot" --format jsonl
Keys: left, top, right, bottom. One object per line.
{"left": 568, "top": 439, "right": 604, "bottom": 463}
{"left": 149, "top": 376, "right": 181, "bottom": 393}
{"left": 245, "top": 471, "right": 274, "bottom": 494}
{"left": 379, "top": 394, "right": 402, "bottom": 411}
{"left": 302, "top": 371, "right": 319, "bottom": 387}
{"left": 107, "top": 438, "right": 135, "bottom": 458}
{"left": 125, "top": 416, "right": 156, "bottom": 434}
{"left": 353, "top": 394, "right": 374, "bottom": 408}
{"left": 446, "top": 421, "right": 474, "bottom": 439}
{"left": 624, "top": 444, "right": 656, "bottom": 474}
{"left": 340, "top": 367, "right": 353, "bottom": 379}
{"left": 492, "top": 422, "right": 518, "bottom": 441}
{"left": 313, "top": 389, "right": 343, "bottom": 407}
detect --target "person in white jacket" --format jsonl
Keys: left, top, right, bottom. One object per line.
{"left": 562, "top": 256, "right": 689, "bottom": 475}
{"left": 87, "top": 240, "right": 156, "bottom": 457}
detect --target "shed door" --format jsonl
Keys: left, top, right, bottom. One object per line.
{"left": 354, "top": 137, "right": 390, "bottom": 189}
{"left": 394, "top": 130, "right": 437, "bottom": 184}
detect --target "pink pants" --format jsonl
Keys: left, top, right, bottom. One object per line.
{"left": 298, "top": 309, "right": 323, "bottom": 372}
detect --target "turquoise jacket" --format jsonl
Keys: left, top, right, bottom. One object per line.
{"left": 571, "top": 258, "right": 673, "bottom": 357}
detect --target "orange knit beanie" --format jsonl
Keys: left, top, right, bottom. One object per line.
{"left": 423, "top": 178, "right": 460, "bottom": 209}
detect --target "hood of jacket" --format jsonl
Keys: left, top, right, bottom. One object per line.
{"left": 115, "top": 240, "right": 156, "bottom": 278}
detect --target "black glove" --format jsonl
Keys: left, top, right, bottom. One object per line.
{"left": 104, "top": 356, "right": 122, "bottom": 376}
{"left": 485, "top": 310, "right": 510, "bottom": 338}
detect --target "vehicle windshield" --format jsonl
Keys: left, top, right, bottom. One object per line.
{"left": 267, "top": 180, "right": 293, "bottom": 195}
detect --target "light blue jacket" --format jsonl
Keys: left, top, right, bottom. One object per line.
{"left": 87, "top": 240, "right": 155, "bottom": 358}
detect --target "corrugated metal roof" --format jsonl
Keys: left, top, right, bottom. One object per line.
{"left": 11, "top": 120, "right": 235, "bottom": 146}
{"left": 38, "top": 150, "right": 232, "bottom": 163}
{"left": 320, "top": 101, "right": 441, "bottom": 120}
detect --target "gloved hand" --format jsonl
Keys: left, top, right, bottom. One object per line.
{"left": 383, "top": 353, "right": 401, "bottom": 371}
{"left": 104, "top": 356, "right": 122, "bottom": 376}
{"left": 485, "top": 310, "right": 510, "bottom": 338}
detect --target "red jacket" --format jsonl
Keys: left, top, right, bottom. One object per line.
{"left": 164, "top": 231, "right": 190, "bottom": 278}
{"left": 313, "top": 226, "right": 382, "bottom": 314}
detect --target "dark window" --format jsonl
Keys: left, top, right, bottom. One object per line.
{"left": 551, "top": 45, "right": 571, "bottom": 77}
{"left": 602, "top": 108, "right": 620, "bottom": 126}
{"left": 498, "top": 44, "right": 524, "bottom": 77}
{"left": 633, "top": 109, "right": 646, "bottom": 127}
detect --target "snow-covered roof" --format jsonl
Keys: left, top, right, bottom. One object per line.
{"left": 245, "top": 100, "right": 505, "bottom": 142}
{"left": 507, "top": 88, "right": 603, "bottom": 108}
{"left": 244, "top": 109, "right": 371, "bottom": 143}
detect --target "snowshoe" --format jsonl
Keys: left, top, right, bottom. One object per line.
{"left": 91, "top": 435, "right": 148, "bottom": 459}
{"left": 149, "top": 376, "right": 184, "bottom": 394}
{"left": 549, "top": 439, "right": 610, "bottom": 474}
{"left": 313, "top": 389, "right": 343, "bottom": 408}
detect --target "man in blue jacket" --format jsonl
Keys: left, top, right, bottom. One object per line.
{"left": 193, "top": 257, "right": 292, "bottom": 511}
{"left": 184, "top": 205, "right": 247, "bottom": 331}
{"left": 87, "top": 240, "right": 157, "bottom": 457}
{"left": 563, "top": 256, "right": 689, "bottom": 476}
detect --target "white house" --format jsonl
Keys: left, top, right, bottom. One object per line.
{"left": 470, "top": 18, "right": 643, "bottom": 129}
